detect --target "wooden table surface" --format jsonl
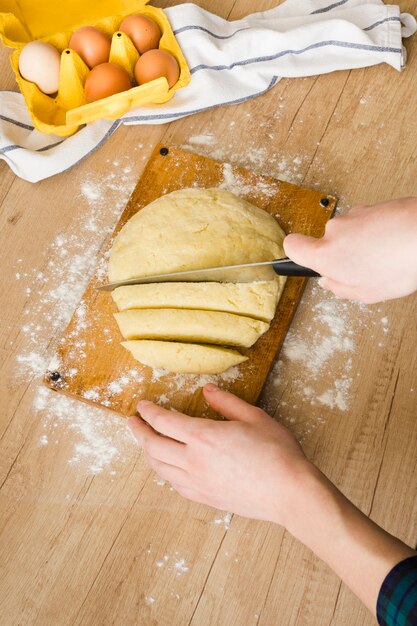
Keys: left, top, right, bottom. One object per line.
{"left": 1, "top": 2, "right": 416, "bottom": 625}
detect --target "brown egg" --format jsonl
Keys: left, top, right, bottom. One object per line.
{"left": 134, "top": 49, "right": 179, "bottom": 89}
{"left": 119, "top": 14, "right": 161, "bottom": 54}
{"left": 84, "top": 63, "right": 132, "bottom": 102}
{"left": 69, "top": 27, "right": 111, "bottom": 68}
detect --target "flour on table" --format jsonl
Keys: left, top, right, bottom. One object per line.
{"left": 14, "top": 159, "right": 139, "bottom": 474}
{"left": 154, "top": 553, "right": 189, "bottom": 577}
{"left": 34, "top": 385, "right": 134, "bottom": 475}
{"left": 187, "top": 134, "right": 216, "bottom": 146}
{"left": 213, "top": 512, "right": 232, "bottom": 530}
{"left": 261, "top": 284, "right": 391, "bottom": 441}
{"left": 15, "top": 161, "right": 137, "bottom": 379}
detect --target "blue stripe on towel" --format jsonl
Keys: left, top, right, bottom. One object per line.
{"left": 0, "top": 115, "right": 34, "bottom": 131}
{"left": 311, "top": 0, "right": 350, "bottom": 15}
{"left": 0, "top": 138, "right": 65, "bottom": 154}
{"left": 364, "top": 16, "right": 401, "bottom": 32}
{"left": 190, "top": 39, "right": 401, "bottom": 74}
{"left": 175, "top": 16, "right": 401, "bottom": 41}
{"left": 123, "top": 75, "right": 280, "bottom": 123}
{"left": 173, "top": 24, "right": 251, "bottom": 39}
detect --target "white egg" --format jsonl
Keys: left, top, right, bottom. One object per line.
{"left": 19, "top": 41, "right": 61, "bottom": 95}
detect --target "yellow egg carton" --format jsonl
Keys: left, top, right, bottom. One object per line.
{"left": 0, "top": 0, "right": 190, "bottom": 136}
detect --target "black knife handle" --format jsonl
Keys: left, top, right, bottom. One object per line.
{"left": 272, "top": 258, "right": 321, "bottom": 278}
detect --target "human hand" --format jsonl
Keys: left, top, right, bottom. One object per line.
{"left": 284, "top": 197, "right": 417, "bottom": 304}
{"left": 128, "top": 384, "right": 313, "bottom": 527}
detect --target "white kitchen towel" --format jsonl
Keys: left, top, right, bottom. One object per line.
{"left": 0, "top": 0, "right": 415, "bottom": 182}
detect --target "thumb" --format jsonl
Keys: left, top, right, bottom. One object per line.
{"left": 284, "top": 233, "right": 322, "bottom": 271}
{"left": 203, "top": 384, "right": 266, "bottom": 423}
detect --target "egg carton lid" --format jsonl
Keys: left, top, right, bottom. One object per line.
{"left": 0, "top": 0, "right": 151, "bottom": 48}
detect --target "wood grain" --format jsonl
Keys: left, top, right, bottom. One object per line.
{"left": 44, "top": 145, "right": 335, "bottom": 418}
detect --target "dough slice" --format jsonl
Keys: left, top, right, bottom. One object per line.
{"left": 112, "top": 279, "right": 285, "bottom": 322}
{"left": 108, "top": 188, "right": 285, "bottom": 282}
{"left": 114, "top": 309, "right": 269, "bottom": 348}
{"left": 122, "top": 340, "right": 247, "bottom": 374}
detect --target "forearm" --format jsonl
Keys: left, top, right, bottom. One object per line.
{"left": 284, "top": 465, "right": 416, "bottom": 615}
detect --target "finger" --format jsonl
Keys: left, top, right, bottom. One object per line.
{"left": 129, "top": 415, "right": 188, "bottom": 467}
{"left": 283, "top": 233, "right": 322, "bottom": 271}
{"left": 203, "top": 384, "right": 267, "bottom": 423}
{"left": 318, "top": 277, "right": 362, "bottom": 301}
{"left": 137, "top": 401, "right": 194, "bottom": 442}
{"left": 145, "top": 434, "right": 187, "bottom": 468}
{"left": 128, "top": 415, "right": 153, "bottom": 445}
{"left": 146, "top": 457, "right": 189, "bottom": 484}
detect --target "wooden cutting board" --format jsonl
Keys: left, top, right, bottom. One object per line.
{"left": 44, "top": 145, "right": 336, "bottom": 419}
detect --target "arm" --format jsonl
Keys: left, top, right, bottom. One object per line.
{"left": 284, "top": 197, "right": 417, "bottom": 303}
{"left": 129, "top": 385, "right": 416, "bottom": 618}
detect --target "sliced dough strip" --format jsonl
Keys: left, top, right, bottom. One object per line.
{"left": 112, "top": 279, "right": 285, "bottom": 322}
{"left": 114, "top": 308, "right": 269, "bottom": 348}
{"left": 122, "top": 340, "right": 247, "bottom": 374}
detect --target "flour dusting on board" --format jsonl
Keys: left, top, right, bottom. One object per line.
{"left": 219, "top": 162, "right": 277, "bottom": 197}
{"left": 183, "top": 131, "right": 308, "bottom": 185}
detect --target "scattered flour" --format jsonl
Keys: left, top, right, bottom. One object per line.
{"left": 173, "top": 559, "right": 189, "bottom": 575}
{"left": 182, "top": 130, "right": 308, "bottom": 186}
{"left": 14, "top": 160, "right": 138, "bottom": 474}
{"left": 145, "top": 596, "right": 156, "bottom": 605}
{"left": 218, "top": 163, "right": 277, "bottom": 198}
{"left": 13, "top": 137, "right": 392, "bottom": 471}
{"left": 187, "top": 134, "right": 216, "bottom": 146}
{"left": 145, "top": 366, "right": 242, "bottom": 403}
{"left": 154, "top": 553, "right": 189, "bottom": 577}
{"left": 283, "top": 299, "right": 355, "bottom": 373}
{"left": 153, "top": 476, "right": 167, "bottom": 487}
{"left": 34, "top": 385, "right": 134, "bottom": 475}
{"left": 16, "top": 161, "right": 137, "bottom": 379}
{"left": 213, "top": 512, "right": 232, "bottom": 530}
{"left": 261, "top": 284, "right": 390, "bottom": 440}
{"left": 316, "top": 378, "right": 351, "bottom": 412}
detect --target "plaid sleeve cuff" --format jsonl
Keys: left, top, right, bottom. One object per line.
{"left": 377, "top": 555, "right": 417, "bottom": 626}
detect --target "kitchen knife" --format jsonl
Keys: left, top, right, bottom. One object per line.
{"left": 97, "top": 257, "right": 320, "bottom": 292}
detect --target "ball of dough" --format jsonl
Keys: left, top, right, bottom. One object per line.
{"left": 108, "top": 188, "right": 286, "bottom": 374}
{"left": 108, "top": 188, "right": 285, "bottom": 282}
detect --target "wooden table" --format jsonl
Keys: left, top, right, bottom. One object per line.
{"left": 1, "top": 2, "right": 416, "bottom": 624}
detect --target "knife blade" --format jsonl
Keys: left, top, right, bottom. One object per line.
{"left": 97, "top": 258, "right": 320, "bottom": 292}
